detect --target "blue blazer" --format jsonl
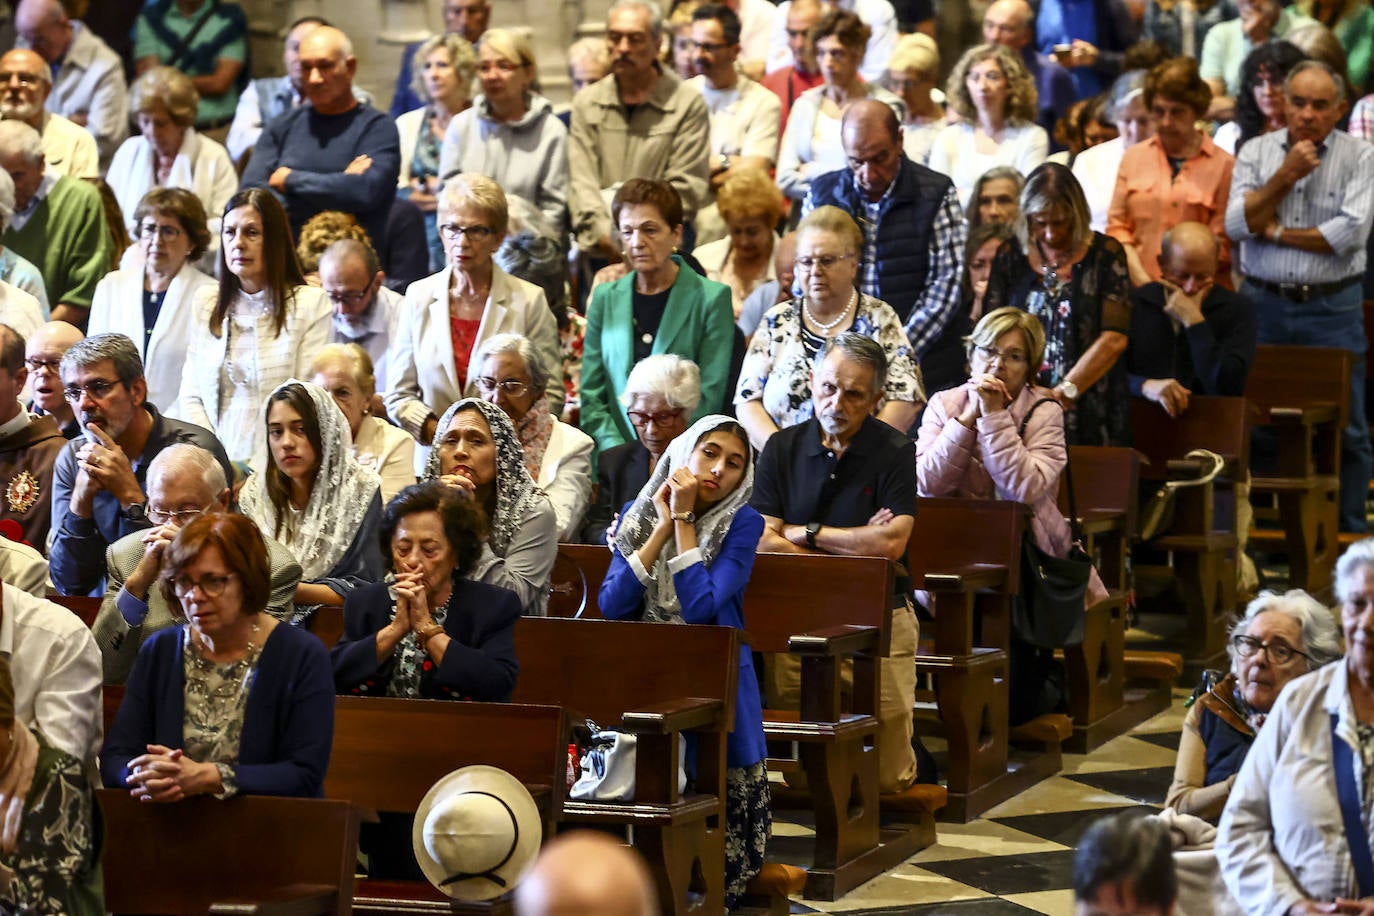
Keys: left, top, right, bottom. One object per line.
{"left": 580, "top": 256, "right": 735, "bottom": 452}
{"left": 331, "top": 577, "right": 522, "bottom": 702}
{"left": 599, "top": 504, "right": 767, "bottom": 768}
{"left": 101, "top": 622, "right": 335, "bottom": 798}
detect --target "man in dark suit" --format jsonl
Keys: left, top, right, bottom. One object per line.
{"left": 90, "top": 443, "right": 302, "bottom": 684}
{"left": 581, "top": 353, "right": 698, "bottom": 545}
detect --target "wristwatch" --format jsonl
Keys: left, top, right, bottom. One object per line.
{"left": 717, "top": 153, "right": 731, "bottom": 172}
{"left": 124, "top": 502, "right": 148, "bottom": 523}
{"left": 805, "top": 520, "right": 822, "bottom": 549}
{"left": 671, "top": 510, "right": 696, "bottom": 523}
{"left": 1057, "top": 380, "right": 1079, "bottom": 402}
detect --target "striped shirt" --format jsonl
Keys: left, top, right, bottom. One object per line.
{"left": 1225, "top": 127, "right": 1374, "bottom": 284}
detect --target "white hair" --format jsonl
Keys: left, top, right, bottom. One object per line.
{"left": 0, "top": 120, "right": 43, "bottom": 165}
{"left": 0, "top": 168, "right": 16, "bottom": 228}
{"left": 621, "top": 354, "right": 701, "bottom": 413}
{"left": 1337, "top": 538, "right": 1374, "bottom": 603}
{"left": 608, "top": 0, "right": 664, "bottom": 39}
{"left": 1227, "top": 588, "right": 1343, "bottom": 671}
{"left": 474, "top": 332, "right": 551, "bottom": 394}
{"left": 148, "top": 443, "right": 228, "bottom": 496}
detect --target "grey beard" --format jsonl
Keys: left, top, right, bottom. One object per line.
{"left": 332, "top": 313, "right": 372, "bottom": 340}
{"left": 817, "top": 411, "right": 848, "bottom": 436}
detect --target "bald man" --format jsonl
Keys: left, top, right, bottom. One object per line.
{"left": 240, "top": 26, "right": 399, "bottom": 250}
{"left": 319, "top": 239, "right": 402, "bottom": 391}
{"left": 0, "top": 322, "right": 64, "bottom": 548}
{"left": 14, "top": 0, "right": 127, "bottom": 169}
{"left": 513, "top": 832, "right": 657, "bottom": 916}
{"left": 0, "top": 48, "right": 98, "bottom": 179}
{"left": 981, "top": 0, "right": 1075, "bottom": 136}
{"left": 806, "top": 99, "right": 966, "bottom": 399}
{"left": 1128, "top": 222, "right": 1256, "bottom": 418}
{"left": 25, "top": 320, "right": 82, "bottom": 438}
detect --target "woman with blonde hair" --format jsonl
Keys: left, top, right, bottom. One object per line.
{"left": 311, "top": 343, "right": 417, "bottom": 503}
{"left": 886, "top": 32, "right": 945, "bottom": 163}
{"left": 397, "top": 34, "right": 477, "bottom": 272}
{"left": 439, "top": 29, "right": 569, "bottom": 242}
{"left": 693, "top": 169, "right": 785, "bottom": 319}
{"left": 928, "top": 43, "right": 1048, "bottom": 208}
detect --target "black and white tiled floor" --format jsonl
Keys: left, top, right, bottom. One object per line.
{"left": 771, "top": 690, "right": 1191, "bottom": 915}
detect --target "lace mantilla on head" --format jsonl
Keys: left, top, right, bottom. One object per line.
{"left": 613, "top": 414, "right": 754, "bottom": 624}
{"left": 240, "top": 379, "right": 381, "bottom": 580}
{"left": 423, "top": 398, "right": 546, "bottom": 557}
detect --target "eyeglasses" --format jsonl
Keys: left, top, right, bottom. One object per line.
{"left": 795, "top": 253, "right": 854, "bottom": 272}
{"left": 23, "top": 357, "right": 60, "bottom": 374}
{"left": 325, "top": 278, "right": 375, "bottom": 306}
{"left": 63, "top": 379, "right": 123, "bottom": 402}
{"left": 173, "top": 572, "right": 235, "bottom": 598}
{"left": 689, "top": 40, "right": 730, "bottom": 53}
{"left": 138, "top": 223, "right": 184, "bottom": 241}
{"left": 475, "top": 376, "right": 530, "bottom": 396}
{"left": 973, "top": 344, "right": 1029, "bottom": 367}
{"left": 149, "top": 502, "right": 214, "bottom": 526}
{"left": 628, "top": 409, "right": 683, "bottom": 427}
{"left": 1232, "top": 633, "right": 1312, "bottom": 666}
{"left": 439, "top": 223, "right": 496, "bottom": 241}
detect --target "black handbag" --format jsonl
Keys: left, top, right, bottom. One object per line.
{"left": 1010, "top": 398, "right": 1093, "bottom": 650}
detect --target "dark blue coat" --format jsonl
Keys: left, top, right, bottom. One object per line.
{"left": 331, "top": 577, "right": 522, "bottom": 702}
{"left": 101, "top": 622, "right": 335, "bottom": 797}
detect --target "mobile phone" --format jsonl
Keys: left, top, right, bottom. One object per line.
{"left": 1053, "top": 43, "right": 1073, "bottom": 61}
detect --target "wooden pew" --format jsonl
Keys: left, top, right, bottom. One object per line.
{"left": 1245, "top": 345, "right": 1351, "bottom": 599}
{"left": 511, "top": 617, "right": 738, "bottom": 916}
{"left": 50, "top": 594, "right": 99, "bottom": 627}
{"left": 1130, "top": 396, "right": 1250, "bottom": 677}
{"left": 907, "top": 497, "right": 1069, "bottom": 823}
{"left": 1055, "top": 447, "right": 1174, "bottom": 751}
{"left": 98, "top": 789, "right": 361, "bottom": 914}
{"left": 325, "top": 697, "right": 567, "bottom": 915}
{"left": 551, "top": 544, "right": 946, "bottom": 901}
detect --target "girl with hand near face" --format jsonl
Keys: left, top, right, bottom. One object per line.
{"left": 599, "top": 416, "right": 770, "bottom": 912}
{"left": 239, "top": 380, "right": 385, "bottom": 620}
{"left": 423, "top": 398, "right": 558, "bottom": 616}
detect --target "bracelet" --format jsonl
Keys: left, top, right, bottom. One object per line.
{"left": 1272, "top": 225, "right": 1284, "bottom": 246}
{"left": 417, "top": 623, "right": 445, "bottom": 648}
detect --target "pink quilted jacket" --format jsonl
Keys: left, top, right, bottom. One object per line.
{"left": 915, "top": 384, "right": 1108, "bottom": 608}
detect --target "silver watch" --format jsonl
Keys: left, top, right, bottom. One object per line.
{"left": 1058, "top": 380, "right": 1079, "bottom": 401}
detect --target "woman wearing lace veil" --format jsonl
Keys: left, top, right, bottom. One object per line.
{"left": 424, "top": 398, "right": 556, "bottom": 615}
{"left": 240, "top": 380, "right": 385, "bottom": 621}
{"left": 598, "top": 415, "right": 769, "bottom": 911}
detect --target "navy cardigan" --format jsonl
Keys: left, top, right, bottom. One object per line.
{"left": 101, "top": 622, "right": 335, "bottom": 798}
{"left": 331, "top": 577, "right": 522, "bottom": 702}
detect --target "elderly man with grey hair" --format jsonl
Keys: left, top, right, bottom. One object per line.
{"left": 0, "top": 168, "right": 47, "bottom": 313}
{"left": 474, "top": 332, "right": 594, "bottom": 539}
{"left": 320, "top": 238, "right": 402, "bottom": 393}
{"left": 0, "top": 47, "right": 97, "bottom": 178}
{"left": 0, "top": 118, "right": 107, "bottom": 326}
{"left": 580, "top": 353, "right": 700, "bottom": 545}
{"left": 49, "top": 333, "right": 232, "bottom": 598}
{"left": 13, "top": 0, "right": 128, "bottom": 170}
{"left": 569, "top": 0, "right": 710, "bottom": 262}
{"left": 91, "top": 443, "right": 303, "bottom": 685}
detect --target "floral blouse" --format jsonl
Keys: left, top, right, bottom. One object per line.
{"left": 182, "top": 629, "right": 264, "bottom": 799}
{"left": 733, "top": 293, "right": 923, "bottom": 429}
{"left": 0, "top": 733, "right": 99, "bottom": 915}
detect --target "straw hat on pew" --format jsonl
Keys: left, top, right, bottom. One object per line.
{"left": 413, "top": 765, "right": 542, "bottom": 901}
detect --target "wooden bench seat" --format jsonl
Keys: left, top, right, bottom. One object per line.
{"left": 98, "top": 789, "right": 361, "bottom": 915}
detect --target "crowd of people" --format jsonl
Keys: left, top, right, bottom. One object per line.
{"left": 0, "top": 0, "right": 1370, "bottom": 909}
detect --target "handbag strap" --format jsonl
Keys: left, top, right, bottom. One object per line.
{"left": 164, "top": 0, "right": 221, "bottom": 72}
{"left": 1018, "top": 396, "right": 1081, "bottom": 540}
{"left": 1332, "top": 713, "right": 1374, "bottom": 896}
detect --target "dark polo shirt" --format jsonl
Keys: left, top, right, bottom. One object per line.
{"left": 752, "top": 415, "right": 916, "bottom": 533}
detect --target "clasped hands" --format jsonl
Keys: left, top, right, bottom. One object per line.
{"left": 72, "top": 423, "right": 142, "bottom": 512}
{"left": 124, "top": 745, "right": 221, "bottom": 803}
{"left": 651, "top": 467, "right": 702, "bottom": 526}
{"left": 957, "top": 373, "right": 1013, "bottom": 427}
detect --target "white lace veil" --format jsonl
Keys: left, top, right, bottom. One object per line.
{"left": 422, "top": 398, "right": 545, "bottom": 557}
{"left": 239, "top": 379, "right": 382, "bottom": 580}
{"left": 612, "top": 414, "right": 755, "bottom": 624}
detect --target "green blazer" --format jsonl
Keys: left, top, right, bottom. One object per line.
{"left": 580, "top": 256, "right": 735, "bottom": 452}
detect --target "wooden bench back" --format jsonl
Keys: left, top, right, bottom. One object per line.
{"left": 744, "top": 553, "right": 894, "bottom": 655}
{"left": 98, "top": 789, "right": 360, "bottom": 914}
{"left": 1130, "top": 396, "right": 1250, "bottom": 483}
{"left": 1246, "top": 345, "right": 1352, "bottom": 427}
{"left": 50, "top": 594, "right": 100, "bottom": 627}
{"left": 326, "top": 697, "right": 567, "bottom": 821}
{"left": 1059, "top": 446, "right": 1143, "bottom": 533}
{"left": 906, "top": 497, "right": 1027, "bottom": 588}
{"left": 549, "top": 544, "right": 612, "bottom": 619}
{"left": 511, "top": 617, "right": 739, "bottom": 733}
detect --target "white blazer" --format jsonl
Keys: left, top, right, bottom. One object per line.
{"left": 106, "top": 129, "right": 238, "bottom": 263}
{"left": 174, "top": 285, "right": 332, "bottom": 450}
{"left": 385, "top": 264, "right": 562, "bottom": 439}
{"left": 87, "top": 261, "right": 216, "bottom": 413}
{"left": 538, "top": 420, "right": 594, "bottom": 540}
{"left": 395, "top": 107, "right": 425, "bottom": 188}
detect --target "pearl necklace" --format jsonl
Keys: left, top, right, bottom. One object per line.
{"left": 804, "top": 289, "right": 857, "bottom": 333}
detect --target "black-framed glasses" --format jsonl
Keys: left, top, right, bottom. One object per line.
{"left": 63, "top": 379, "right": 123, "bottom": 402}
{"left": 173, "top": 572, "right": 235, "bottom": 598}
{"left": 475, "top": 376, "right": 530, "bottom": 396}
{"left": 973, "top": 344, "right": 1029, "bottom": 367}
{"left": 628, "top": 408, "right": 683, "bottom": 427}
{"left": 24, "top": 357, "right": 60, "bottom": 373}
{"left": 325, "top": 277, "right": 376, "bottom": 306}
{"left": 149, "top": 502, "right": 215, "bottom": 526}
{"left": 138, "top": 223, "right": 184, "bottom": 241}
{"left": 1232, "top": 633, "right": 1312, "bottom": 666}
{"left": 439, "top": 223, "right": 496, "bottom": 241}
